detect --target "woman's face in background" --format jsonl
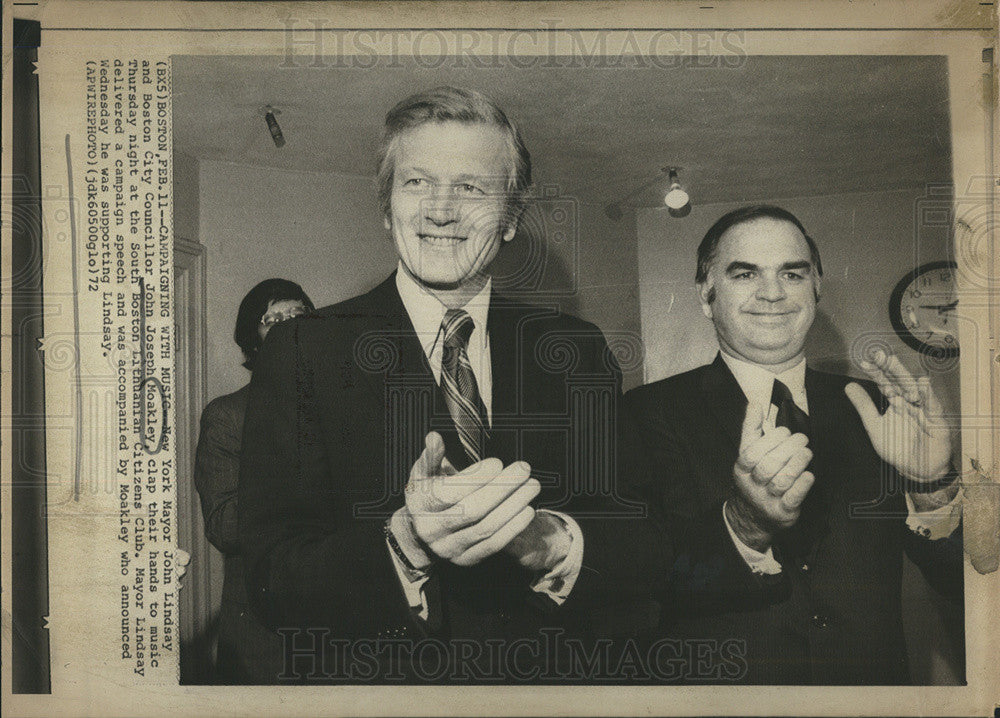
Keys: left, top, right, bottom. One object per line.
{"left": 257, "top": 299, "right": 309, "bottom": 342}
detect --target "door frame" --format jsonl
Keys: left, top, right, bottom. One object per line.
{"left": 173, "top": 236, "right": 218, "bottom": 683}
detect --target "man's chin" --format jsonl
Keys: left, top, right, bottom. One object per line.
{"left": 744, "top": 343, "right": 806, "bottom": 365}
{"left": 417, "top": 276, "right": 465, "bottom": 291}
{"left": 410, "top": 270, "right": 482, "bottom": 292}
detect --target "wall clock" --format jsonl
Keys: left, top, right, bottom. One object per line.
{"left": 888, "top": 260, "right": 959, "bottom": 358}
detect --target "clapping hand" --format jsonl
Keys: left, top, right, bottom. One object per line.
{"left": 845, "top": 349, "right": 952, "bottom": 484}
{"left": 503, "top": 511, "right": 573, "bottom": 574}
{"left": 392, "top": 432, "right": 541, "bottom": 568}
{"left": 726, "top": 407, "right": 815, "bottom": 553}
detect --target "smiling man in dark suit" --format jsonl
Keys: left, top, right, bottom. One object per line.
{"left": 623, "top": 204, "right": 963, "bottom": 684}
{"left": 238, "top": 87, "right": 647, "bottom": 683}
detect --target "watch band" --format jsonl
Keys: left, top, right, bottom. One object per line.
{"left": 384, "top": 519, "right": 430, "bottom": 579}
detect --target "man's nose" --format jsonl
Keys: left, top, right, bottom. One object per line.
{"left": 423, "top": 187, "right": 458, "bottom": 225}
{"left": 756, "top": 275, "right": 786, "bottom": 301}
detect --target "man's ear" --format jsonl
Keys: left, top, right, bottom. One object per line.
{"left": 813, "top": 274, "right": 822, "bottom": 303}
{"left": 697, "top": 281, "right": 714, "bottom": 320}
{"left": 501, "top": 203, "right": 524, "bottom": 243}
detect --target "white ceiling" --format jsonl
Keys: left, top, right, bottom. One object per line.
{"left": 172, "top": 54, "right": 951, "bottom": 208}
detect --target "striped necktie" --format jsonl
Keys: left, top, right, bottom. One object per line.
{"left": 440, "top": 308, "right": 489, "bottom": 466}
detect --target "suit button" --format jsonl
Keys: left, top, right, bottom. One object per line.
{"left": 800, "top": 563, "right": 810, "bottom": 573}
{"left": 811, "top": 614, "right": 830, "bottom": 629}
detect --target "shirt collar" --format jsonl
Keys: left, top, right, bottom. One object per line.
{"left": 395, "top": 261, "right": 491, "bottom": 356}
{"left": 719, "top": 350, "right": 808, "bottom": 414}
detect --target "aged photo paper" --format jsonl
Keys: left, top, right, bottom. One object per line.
{"left": 3, "top": 1, "right": 998, "bottom": 715}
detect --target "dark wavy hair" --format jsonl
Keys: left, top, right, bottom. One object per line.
{"left": 696, "top": 204, "right": 823, "bottom": 285}
{"left": 234, "top": 278, "right": 314, "bottom": 370}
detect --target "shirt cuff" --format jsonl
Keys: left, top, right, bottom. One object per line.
{"left": 530, "top": 510, "right": 584, "bottom": 604}
{"left": 386, "top": 538, "right": 432, "bottom": 620}
{"left": 906, "top": 488, "right": 963, "bottom": 540}
{"left": 722, "top": 501, "right": 783, "bottom": 575}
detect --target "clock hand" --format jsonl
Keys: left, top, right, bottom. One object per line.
{"left": 918, "top": 300, "right": 958, "bottom": 313}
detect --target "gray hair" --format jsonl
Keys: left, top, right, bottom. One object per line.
{"left": 375, "top": 86, "right": 532, "bottom": 222}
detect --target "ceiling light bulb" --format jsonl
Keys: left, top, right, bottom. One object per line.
{"left": 664, "top": 183, "right": 689, "bottom": 210}
{"left": 264, "top": 106, "right": 285, "bottom": 148}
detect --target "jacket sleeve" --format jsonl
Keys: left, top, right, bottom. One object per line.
{"left": 238, "top": 320, "right": 414, "bottom": 637}
{"left": 903, "top": 517, "right": 964, "bottom": 602}
{"left": 193, "top": 398, "right": 242, "bottom": 554}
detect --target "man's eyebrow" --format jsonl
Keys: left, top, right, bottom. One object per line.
{"left": 454, "top": 172, "right": 507, "bottom": 185}
{"left": 723, "top": 260, "right": 813, "bottom": 273}
{"left": 725, "top": 261, "right": 759, "bottom": 273}
{"left": 400, "top": 166, "right": 433, "bottom": 177}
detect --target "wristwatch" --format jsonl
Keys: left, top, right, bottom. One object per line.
{"left": 384, "top": 519, "right": 431, "bottom": 582}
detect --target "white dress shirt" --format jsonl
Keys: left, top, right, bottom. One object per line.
{"left": 718, "top": 351, "right": 961, "bottom": 575}
{"left": 388, "top": 263, "right": 585, "bottom": 617}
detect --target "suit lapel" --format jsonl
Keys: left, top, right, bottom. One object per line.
{"left": 804, "top": 367, "right": 838, "bottom": 472}
{"left": 802, "top": 367, "right": 846, "bottom": 505}
{"left": 353, "top": 274, "right": 434, "bottom": 390}
{"left": 349, "top": 274, "right": 468, "bottom": 464}
{"left": 486, "top": 295, "right": 518, "bottom": 418}
{"left": 351, "top": 278, "right": 551, "bottom": 470}
{"left": 701, "top": 353, "right": 749, "bottom": 454}
{"left": 483, "top": 294, "right": 521, "bottom": 464}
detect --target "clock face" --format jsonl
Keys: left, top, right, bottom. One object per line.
{"left": 889, "top": 260, "right": 959, "bottom": 357}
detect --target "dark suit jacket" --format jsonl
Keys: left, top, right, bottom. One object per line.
{"left": 622, "top": 354, "right": 963, "bottom": 685}
{"left": 194, "top": 385, "right": 288, "bottom": 684}
{"left": 239, "top": 274, "right": 655, "bottom": 683}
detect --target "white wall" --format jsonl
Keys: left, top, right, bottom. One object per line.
{"left": 197, "top": 160, "right": 396, "bottom": 401}
{"left": 173, "top": 152, "right": 200, "bottom": 241}
{"left": 492, "top": 197, "right": 644, "bottom": 390}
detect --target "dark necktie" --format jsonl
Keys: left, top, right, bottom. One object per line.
{"left": 771, "top": 379, "right": 810, "bottom": 438}
{"left": 440, "top": 309, "right": 489, "bottom": 467}
{"left": 771, "top": 378, "right": 825, "bottom": 563}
